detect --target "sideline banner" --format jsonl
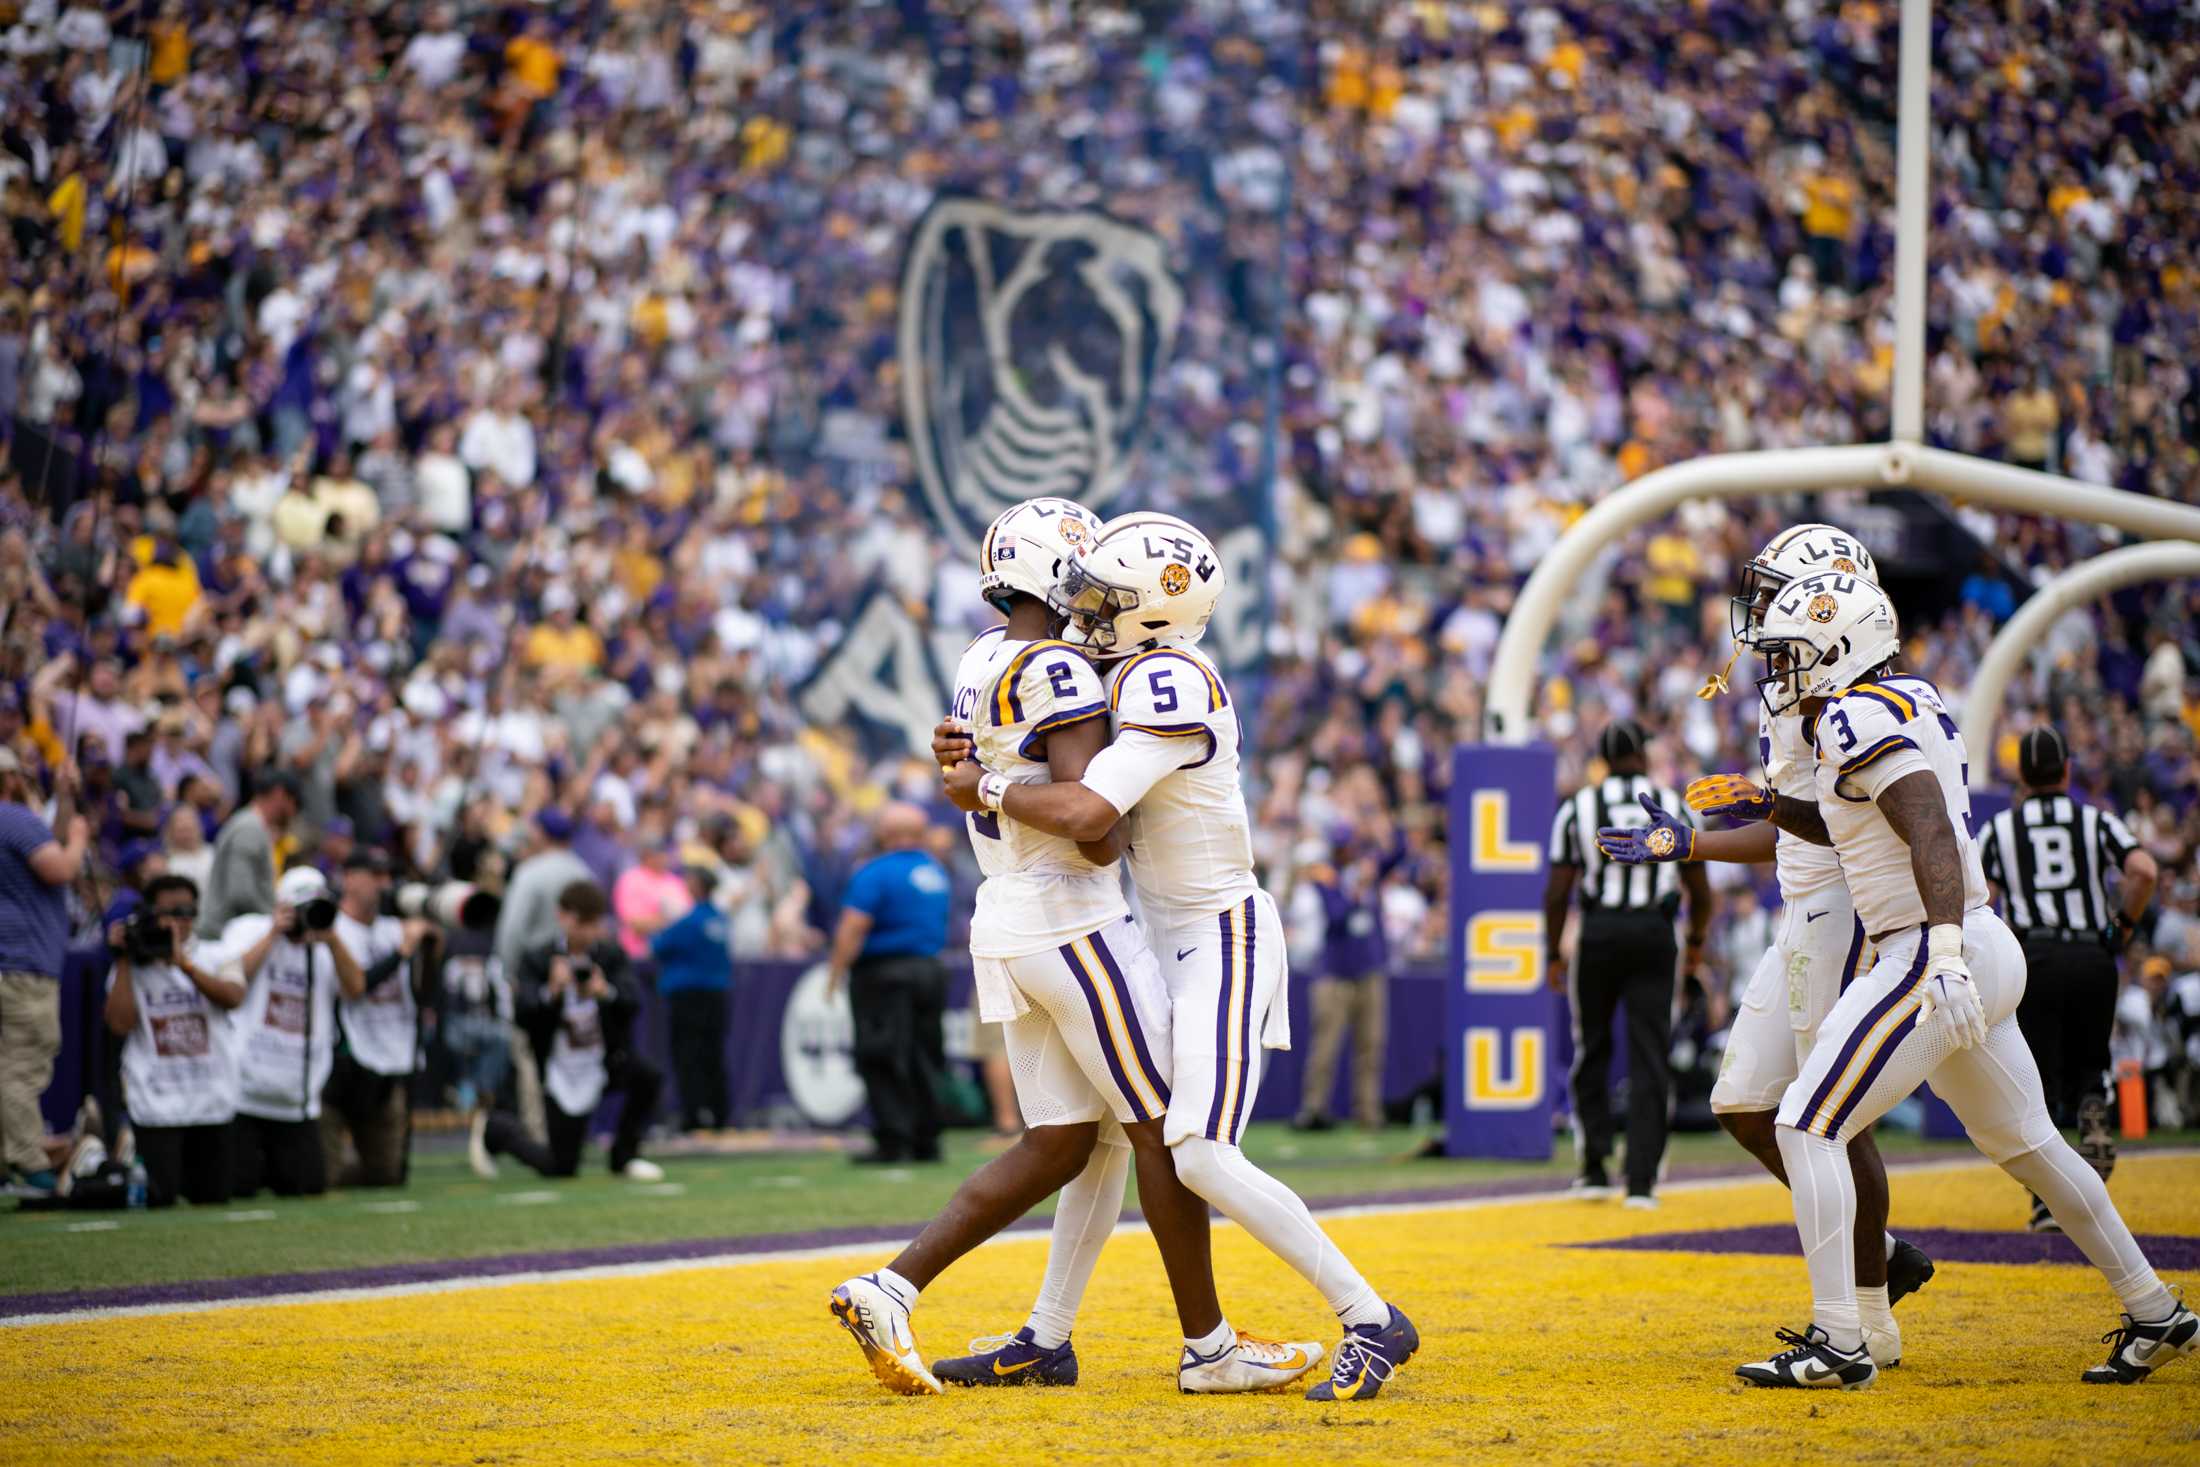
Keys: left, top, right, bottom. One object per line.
{"left": 1446, "top": 744, "right": 1560, "bottom": 1159}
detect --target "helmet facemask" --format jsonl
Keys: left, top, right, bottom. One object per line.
{"left": 1050, "top": 558, "right": 1143, "bottom": 658}
{"left": 1749, "top": 633, "right": 1823, "bottom": 716}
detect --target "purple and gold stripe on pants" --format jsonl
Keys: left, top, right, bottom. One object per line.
{"left": 1837, "top": 918, "right": 1866, "bottom": 995}
{"left": 1204, "top": 896, "right": 1259, "bottom": 1144}
{"left": 1059, "top": 929, "right": 1170, "bottom": 1122}
{"left": 1800, "top": 930, "right": 1929, "bottom": 1139}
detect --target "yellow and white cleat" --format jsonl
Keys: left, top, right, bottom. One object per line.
{"left": 1178, "top": 1331, "right": 1326, "bottom": 1393}
{"left": 830, "top": 1274, "right": 942, "bottom": 1396}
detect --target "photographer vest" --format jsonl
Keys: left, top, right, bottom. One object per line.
{"left": 334, "top": 910, "right": 418, "bottom": 1077}
{"left": 543, "top": 984, "right": 609, "bottom": 1118}
{"left": 223, "top": 913, "right": 340, "bottom": 1122}
{"left": 111, "top": 942, "right": 240, "bottom": 1128}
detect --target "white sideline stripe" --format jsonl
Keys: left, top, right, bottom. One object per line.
{"left": 8, "top": 1149, "right": 2189, "bottom": 1330}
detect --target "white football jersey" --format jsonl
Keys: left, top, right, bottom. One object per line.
{"left": 1089, "top": 644, "right": 1259, "bottom": 931}
{"left": 1760, "top": 705, "right": 1843, "bottom": 901}
{"left": 951, "top": 629, "right": 1127, "bottom": 958}
{"left": 1810, "top": 674, "right": 1988, "bottom": 938}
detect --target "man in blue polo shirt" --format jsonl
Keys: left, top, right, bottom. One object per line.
{"left": 826, "top": 803, "right": 951, "bottom": 1164}
{"left": 1, "top": 749, "right": 90, "bottom": 1198}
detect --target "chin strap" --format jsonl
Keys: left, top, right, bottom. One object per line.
{"left": 1698, "top": 641, "right": 1743, "bottom": 700}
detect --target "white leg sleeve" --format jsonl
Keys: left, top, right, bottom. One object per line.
{"left": 1777, "top": 1124, "right": 1862, "bottom": 1354}
{"left": 1023, "top": 1134, "right": 1130, "bottom": 1348}
{"left": 2001, "top": 1140, "right": 2176, "bottom": 1321}
{"left": 1171, "top": 1136, "right": 1386, "bottom": 1329}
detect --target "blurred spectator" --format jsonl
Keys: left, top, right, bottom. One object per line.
{"left": 1294, "top": 825, "right": 1402, "bottom": 1132}
{"left": 2115, "top": 953, "right": 2200, "bottom": 1131}
{"left": 323, "top": 852, "right": 436, "bottom": 1188}
{"left": 827, "top": 803, "right": 951, "bottom": 1166}
{"left": 438, "top": 897, "right": 512, "bottom": 1180}
{"left": 0, "top": 749, "right": 86, "bottom": 1198}
{"left": 484, "top": 880, "right": 662, "bottom": 1182}
{"left": 495, "top": 809, "right": 591, "bottom": 979}
{"left": 102, "top": 873, "right": 243, "bottom": 1208}
{"left": 225, "top": 865, "right": 365, "bottom": 1198}
{"left": 199, "top": 771, "right": 298, "bottom": 939}
{"left": 649, "top": 865, "right": 732, "bottom": 1133}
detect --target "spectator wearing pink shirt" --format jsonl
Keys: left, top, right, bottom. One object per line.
{"left": 613, "top": 843, "right": 691, "bottom": 960}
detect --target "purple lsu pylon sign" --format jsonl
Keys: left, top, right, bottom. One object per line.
{"left": 1445, "top": 744, "right": 1559, "bottom": 1159}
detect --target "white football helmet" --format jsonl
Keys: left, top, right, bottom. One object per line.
{"left": 1049, "top": 511, "right": 1224, "bottom": 661}
{"left": 1745, "top": 570, "right": 1900, "bottom": 714}
{"left": 1730, "top": 523, "right": 1880, "bottom": 641}
{"left": 978, "top": 498, "right": 1102, "bottom": 614}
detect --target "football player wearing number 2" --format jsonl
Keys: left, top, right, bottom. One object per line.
{"left": 943, "top": 512, "right": 1417, "bottom": 1404}
{"left": 830, "top": 499, "right": 1321, "bottom": 1399}
{"left": 1707, "top": 571, "right": 2193, "bottom": 1390}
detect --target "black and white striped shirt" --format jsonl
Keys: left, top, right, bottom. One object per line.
{"left": 1977, "top": 794, "right": 2140, "bottom": 934}
{"left": 1548, "top": 774, "right": 1693, "bottom": 915}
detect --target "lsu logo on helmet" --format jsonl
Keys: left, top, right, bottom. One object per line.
{"left": 1806, "top": 593, "right": 1840, "bottom": 623}
{"left": 1159, "top": 562, "right": 1191, "bottom": 596}
{"left": 898, "top": 198, "right": 1184, "bottom": 555}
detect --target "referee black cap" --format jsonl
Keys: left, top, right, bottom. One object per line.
{"left": 2018, "top": 724, "right": 2068, "bottom": 786}
{"left": 1598, "top": 718, "right": 1649, "bottom": 766}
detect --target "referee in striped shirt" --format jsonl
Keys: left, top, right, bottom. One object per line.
{"left": 1978, "top": 725, "right": 2157, "bottom": 1220}
{"left": 1544, "top": 721, "right": 1715, "bottom": 1206}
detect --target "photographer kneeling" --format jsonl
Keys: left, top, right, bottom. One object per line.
{"left": 322, "top": 852, "right": 437, "bottom": 1188}
{"left": 224, "top": 866, "right": 365, "bottom": 1197}
{"left": 482, "top": 880, "right": 663, "bottom": 1181}
{"left": 104, "top": 875, "right": 246, "bottom": 1206}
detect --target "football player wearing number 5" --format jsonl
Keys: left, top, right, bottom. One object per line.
{"left": 1708, "top": 572, "right": 2193, "bottom": 1390}
{"left": 831, "top": 499, "right": 1321, "bottom": 1398}
{"left": 1596, "top": 526, "right": 1933, "bottom": 1371}
{"left": 943, "top": 512, "right": 1417, "bottom": 1403}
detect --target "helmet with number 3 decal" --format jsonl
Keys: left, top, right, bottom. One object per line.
{"left": 1745, "top": 571, "right": 1900, "bottom": 715}
{"left": 978, "top": 498, "right": 1103, "bottom": 615}
{"left": 1050, "top": 511, "right": 1225, "bottom": 661}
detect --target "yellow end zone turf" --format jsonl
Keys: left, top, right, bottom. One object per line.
{"left": 5, "top": 1154, "right": 2195, "bottom": 1465}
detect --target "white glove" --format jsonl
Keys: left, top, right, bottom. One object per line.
{"left": 1915, "top": 924, "right": 1987, "bottom": 1049}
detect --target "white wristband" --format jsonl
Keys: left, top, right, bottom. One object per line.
{"left": 978, "top": 771, "right": 1009, "bottom": 813}
{"left": 1926, "top": 923, "right": 1964, "bottom": 961}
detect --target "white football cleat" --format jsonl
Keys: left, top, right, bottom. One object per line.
{"left": 1178, "top": 1331, "right": 1326, "bottom": 1393}
{"left": 1863, "top": 1315, "right": 1902, "bottom": 1370}
{"left": 619, "top": 1157, "right": 665, "bottom": 1182}
{"left": 1735, "top": 1325, "right": 1877, "bottom": 1390}
{"left": 831, "top": 1274, "right": 942, "bottom": 1395}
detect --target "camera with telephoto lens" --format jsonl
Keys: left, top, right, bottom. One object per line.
{"left": 392, "top": 881, "right": 502, "bottom": 932}
{"left": 299, "top": 896, "right": 340, "bottom": 933}
{"left": 123, "top": 907, "right": 176, "bottom": 965}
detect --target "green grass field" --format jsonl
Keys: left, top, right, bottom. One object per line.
{"left": 7, "top": 1123, "right": 2181, "bottom": 1296}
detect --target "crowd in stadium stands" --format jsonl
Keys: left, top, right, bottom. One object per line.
{"left": 0, "top": 0, "right": 2193, "bottom": 1144}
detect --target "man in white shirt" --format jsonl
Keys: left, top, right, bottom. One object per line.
{"left": 322, "top": 852, "right": 438, "bottom": 1187}
{"left": 222, "top": 866, "right": 365, "bottom": 1197}
{"left": 103, "top": 874, "right": 245, "bottom": 1207}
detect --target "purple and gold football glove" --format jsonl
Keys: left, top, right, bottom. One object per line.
{"left": 1685, "top": 773, "right": 1775, "bottom": 823}
{"left": 1596, "top": 794, "right": 1696, "bottom": 864}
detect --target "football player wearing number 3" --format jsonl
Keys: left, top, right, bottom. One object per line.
{"left": 831, "top": 499, "right": 1322, "bottom": 1399}
{"left": 1702, "top": 570, "right": 2193, "bottom": 1390}
{"left": 1596, "top": 527, "right": 1933, "bottom": 1372}
{"left": 941, "top": 511, "right": 1416, "bottom": 1404}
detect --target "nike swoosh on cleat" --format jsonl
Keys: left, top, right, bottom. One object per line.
{"left": 1250, "top": 1349, "right": 1311, "bottom": 1374}
{"left": 1176, "top": 948, "right": 1196, "bottom": 961}
{"left": 992, "top": 1357, "right": 1042, "bottom": 1377}
{"left": 1805, "top": 911, "right": 1828, "bottom": 923}
{"left": 1798, "top": 1362, "right": 1835, "bottom": 1382}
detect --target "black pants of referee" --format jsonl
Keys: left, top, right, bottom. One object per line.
{"left": 2015, "top": 934, "right": 2119, "bottom": 1128}
{"left": 850, "top": 954, "right": 948, "bottom": 1162}
{"left": 1570, "top": 912, "right": 1676, "bottom": 1196}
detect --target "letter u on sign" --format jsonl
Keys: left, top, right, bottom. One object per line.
{"left": 1470, "top": 791, "right": 1539, "bottom": 872}
{"left": 1466, "top": 912, "right": 1542, "bottom": 992}
{"left": 1466, "top": 1028, "right": 1544, "bottom": 1109}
